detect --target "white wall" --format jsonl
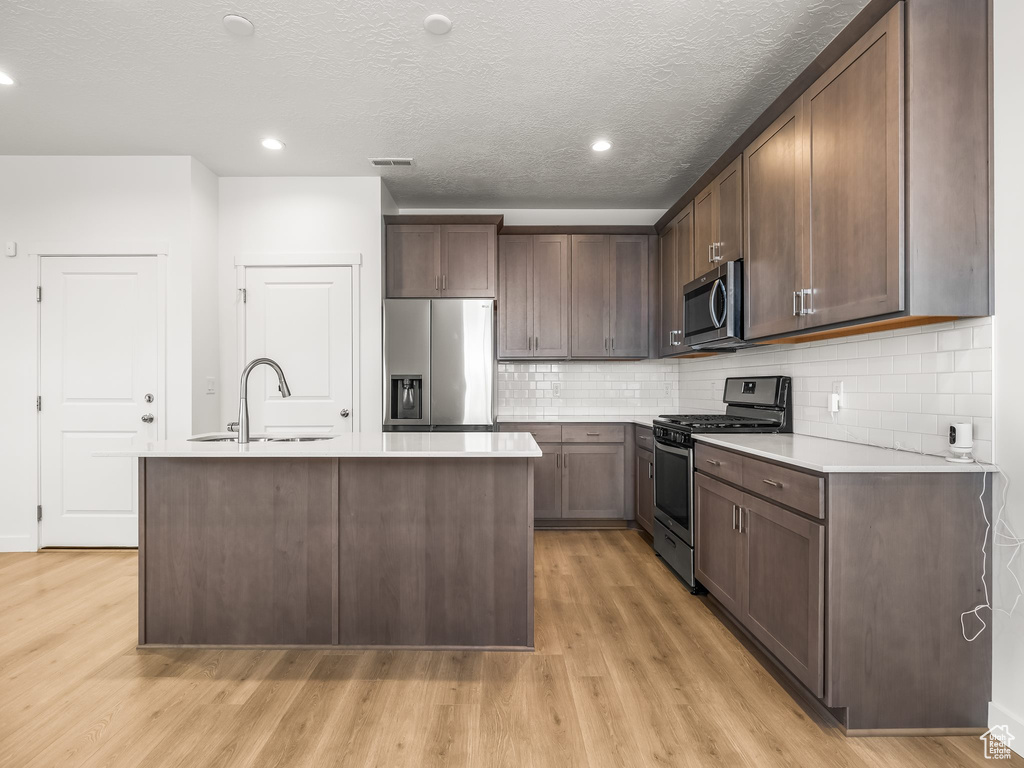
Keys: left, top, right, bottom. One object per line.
{"left": 398, "top": 208, "right": 662, "bottom": 226}
{"left": 0, "top": 156, "right": 213, "bottom": 551}
{"left": 991, "top": 0, "right": 1024, "bottom": 749}
{"left": 217, "top": 177, "right": 387, "bottom": 432}
{"left": 189, "top": 159, "right": 220, "bottom": 434}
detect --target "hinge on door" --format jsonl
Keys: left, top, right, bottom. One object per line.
{"left": 37, "top": 505, "right": 42, "bottom": 522}
{"left": 36, "top": 286, "right": 42, "bottom": 302}
{"left": 36, "top": 396, "right": 41, "bottom": 412}
{"left": 239, "top": 288, "right": 247, "bottom": 304}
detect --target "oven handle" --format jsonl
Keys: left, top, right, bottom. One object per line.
{"left": 654, "top": 441, "right": 691, "bottom": 458}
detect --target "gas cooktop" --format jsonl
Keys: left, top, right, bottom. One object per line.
{"left": 653, "top": 376, "right": 793, "bottom": 441}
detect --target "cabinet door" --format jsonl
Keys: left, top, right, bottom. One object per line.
{"left": 635, "top": 449, "right": 655, "bottom": 535}
{"left": 386, "top": 225, "right": 441, "bottom": 298}
{"left": 570, "top": 235, "right": 610, "bottom": 358}
{"left": 694, "top": 473, "right": 744, "bottom": 616}
{"left": 693, "top": 184, "right": 717, "bottom": 279}
{"left": 609, "top": 235, "right": 649, "bottom": 358}
{"left": 441, "top": 224, "right": 496, "bottom": 298}
{"left": 744, "top": 101, "right": 809, "bottom": 339}
{"left": 657, "top": 222, "right": 678, "bottom": 357}
{"left": 716, "top": 156, "right": 744, "bottom": 265}
{"left": 498, "top": 235, "right": 533, "bottom": 358}
{"left": 534, "top": 443, "right": 563, "bottom": 519}
{"left": 533, "top": 235, "right": 570, "bottom": 358}
{"left": 805, "top": 6, "right": 903, "bottom": 328}
{"left": 562, "top": 444, "right": 624, "bottom": 519}
{"left": 740, "top": 495, "right": 825, "bottom": 696}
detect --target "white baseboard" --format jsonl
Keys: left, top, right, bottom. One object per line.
{"left": 990, "top": 701, "right": 1024, "bottom": 757}
{"left": 0, "top": 535, "right": 34, "bottom": 553}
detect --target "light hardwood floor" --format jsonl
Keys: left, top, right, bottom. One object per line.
{"left": 0, "top": 531, "right": 1015, "bottom": 767}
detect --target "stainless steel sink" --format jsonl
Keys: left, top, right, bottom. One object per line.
{"left": 188, "top": 434, "right": 335, "bottom": 443}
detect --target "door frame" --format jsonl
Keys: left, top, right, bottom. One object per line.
{"left": 30, "top": 244, "right": 169, "bottom": 551}
{"left": 233, "top": 252, "right": 362, "bottom": 433}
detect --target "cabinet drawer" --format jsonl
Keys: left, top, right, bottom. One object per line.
{"left": 741, "top": 455, "right": 824, "bottom": 519}
{"left": 499, "top": 423, "right": 562, "bottom": 443}
{"left": 695, "top": 444, "right": 744, "bottom": 487}
{"left": 561, "top": 424, "right": 625, "bottom": 443}
{"left": 635, "top": 426, "right": 654, "bottom": 452}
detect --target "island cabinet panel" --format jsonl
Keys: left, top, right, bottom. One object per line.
{"left": 337, "top": 458, "right": 533, "bottom": 649}
{"left": 142, "top": 458, "right": 338, "bottom": 646}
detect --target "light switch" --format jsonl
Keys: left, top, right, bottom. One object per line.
{"left": 5, "top": 242, "right": 15, "bottom": 257}
{"left": 205, "top": 377, "right": 216, "bottom": 394}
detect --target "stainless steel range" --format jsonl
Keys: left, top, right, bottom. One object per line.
{"left": 652, "top": 375, "right": 792, "bottom": 591}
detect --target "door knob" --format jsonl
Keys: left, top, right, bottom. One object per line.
{"left": 340, "top": 409, "right": 350, "bottom": 418}
{"left": 141, "top": 414, "right": 155, "bottom": 424}
{"left": 144, "top": 393, "right": 154, "bottom": 403}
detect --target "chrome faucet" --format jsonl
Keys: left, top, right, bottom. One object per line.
{"left": 237, "top": 358, "right": 292, "bottom": 444}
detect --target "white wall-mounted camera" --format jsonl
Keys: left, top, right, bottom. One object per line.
{"left": 947, "top": 422, "right": 975, "bottom": 463}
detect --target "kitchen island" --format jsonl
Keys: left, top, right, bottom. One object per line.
{"left": 102, "top": 432, "right": 540, "bottom": 650}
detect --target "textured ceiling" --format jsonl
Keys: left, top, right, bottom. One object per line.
{"left": 0, "top": 0, "right": 868, "bottom": 208}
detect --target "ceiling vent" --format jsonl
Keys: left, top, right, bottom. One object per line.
{"left": 369, "top": 158, "right": 414, "bottom": 167}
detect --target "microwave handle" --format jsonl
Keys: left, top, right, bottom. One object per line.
{"left": 708, "top": 279, "right": 727, "bottom": 329}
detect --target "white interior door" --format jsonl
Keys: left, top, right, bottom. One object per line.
{"left": 40, "top": 256, "right": 160, "bottom": 547}
{"left": 244, "top": 266, "right": 355, "bottom": 434}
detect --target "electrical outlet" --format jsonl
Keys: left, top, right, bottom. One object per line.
{"left": 830, "top": 380, "right": 844, "bottom": 414}
{"left": 552, "top": 382, "right": 561, "bottom": 398}
{"left": 662, "top": 382, "right": 674, "bottom": 399}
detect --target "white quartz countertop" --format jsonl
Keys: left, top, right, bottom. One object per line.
{"left": 693, "top": 433, "right": 996, "bottom": 474}
{"left": 98, "top": 432, "right": 542, "bottom": 459}
{"left": 497, "top": 414, "right": 659, "bottom": 428}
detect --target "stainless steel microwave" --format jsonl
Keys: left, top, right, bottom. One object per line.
{"left": 682, "top": 260, "right": 745, "bottom": 350}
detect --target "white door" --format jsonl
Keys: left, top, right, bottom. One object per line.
{"left": 243, "top": 266, "right": 355, "bottom": 434}
{"left": 40, "top": 256, "right": 160, "bottom": 547}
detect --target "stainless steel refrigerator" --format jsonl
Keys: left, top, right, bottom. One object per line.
{"left": 383, "top": 299, "right": 496, "bottom": 431}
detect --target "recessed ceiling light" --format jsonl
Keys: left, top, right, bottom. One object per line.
{"left": 424, "top": 14, "right": 453, "bottom": 35}
{"left": 591, "top": 140, "right": 612, "bottom": 152}
{"left": 261, "top": 137, "right": 285, "bottom": 150}
{"left": 223, "top": 14, "right": 255, "bottom": 36}
{"left": 0, "top": 71, "right": 14, "bottom": 86}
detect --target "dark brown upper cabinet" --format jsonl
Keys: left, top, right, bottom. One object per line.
{"left": 570, "top": 235, "right": 649, "bottom": 359}
{"left": 498, "top": 234, "right": 569, "bottom": 359}
{"left": 744, "top": 100, "right": 810, "bottom": 340}
{"left": 386, "top": 223, "right": 496, "bottom": 298}
{"left": 803, "top": 5, "right": 903, "bottom": 329}
{"left": 693, "top": 156, "right": 743, "bottom": 280}
{"left": 386, "top": 224, "right": 442, "bottom": 297}
{"left": 658, "top": 204, "right": 694, "bottom": 357}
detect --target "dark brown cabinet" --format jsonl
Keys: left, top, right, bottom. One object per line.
{"left": 386, "top": 223, "right": 496, "bottom": 298}
{"left": 562, "top": 444, "right": 625, "bottom": 519}
{"left": 498, "top": 234, "right": 569, "bottom": 359}
{"left": 741, "top": 494, "right": 824, "bottom": 696}
{"left": 693, "top": 156, "right": 743, "bottom": 280}
{"left": 533, "top": 443, "right": 563, "bottom": 519}
{"left": 803, "top": 5, "right": 902, "bottom": 328}
{"left": 657, "top": 203, "right": 693, "bottom": 357}
{"left": 635, "top": 448, "right": 655, "bottom": 535}
{"left": 694, "top": 473, "right": 745, "bottom": 616}
{"left": 570, "top": 234, "right": 649, "bottom": 359}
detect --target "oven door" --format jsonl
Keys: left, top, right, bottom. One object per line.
{"left": 653, "top": 440, "right": 693, "bottom": 546}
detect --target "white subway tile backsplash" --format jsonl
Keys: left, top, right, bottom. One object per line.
{"left": 497, "top": 318, "right": 993, "bottom": 461}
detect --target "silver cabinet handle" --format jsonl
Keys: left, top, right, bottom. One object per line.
{"left": 604, "top": 337, "right": 609, "bottom": 352}
{"left": 739, "top": 507, "right": 746, "bottom": 533}
{"left": 648, "top": 462, "right": 653, "bottom": 479}
{"left": 586, "top": 432, "right": 600, "bottom": 436}
{"left": 732, "top": 504, "right": 738, "bottom": 531}
{"left": 442, "top": 274, "right": 447, "bottom": 290}
{"left": 435, "top": 275, "right": 439, "bottom": 291}
{"left": 340, "top": 409, "right": 350, "bottom": 418}
{"left": 714, "top": 242, "right": 723, "bottom": 261}
{"left": 141, "top": 414, "right": 154, "bottom": 424}
{"left": 556, "top": 453, "right": 560, "bottom": 468}
{"left": 801, "top": 288, "right": 812, "bottom": 315}
{"left": 705, "top": 459, "right": 720, "bottom": 467}
{"left": 708, "top": 244, "right": 714, "bottom": 264}
{"left": 793, "top": 291, "right": 798, "bottom": 317}
{"left": 563, "top": 453, "right": 568, "bottom": 468}
{"left": 535, "top": 336, "right": 539, "bottom": 351}
{"left": 762, "top": 478, "right": 783, "bottom": 488}
{"left": 527, "top": 336, "right": 532, "bottom": 351}
{"left": 611, "top": 337, "right": 615, "bottom": 351}
{"left": 669, "top": 330, "right": 682, "bottom": 347}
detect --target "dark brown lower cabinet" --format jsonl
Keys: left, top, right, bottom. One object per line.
{"left": 694, "top": 474, "right": 745, "bottom": 616}
{"left": 562, "top": 444, "right": 624, "bottom": 518}
{"left": 634, "top": 449, "right": 655, "bottom": 535}
{"left": 741, "top": 494, "right": 824, "bottom": 696}
{"left": 534, "top": 443, "right": 563, "bottom": 519}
